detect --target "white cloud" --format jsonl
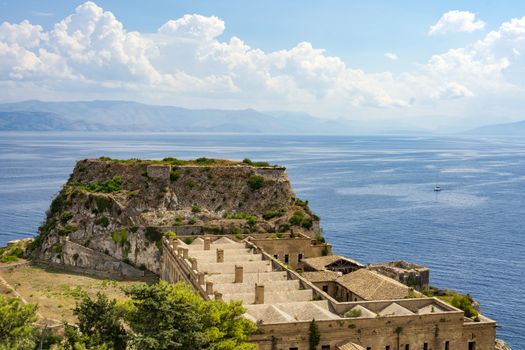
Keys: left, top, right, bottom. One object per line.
{"left": 1, "top": 1, "right": 525, "bottom": 127}
{"left": 384, "top": 52, "right": 398, "bottom": 60}
{"left": 429, "top": 10, "right": 485, "bottom": 35}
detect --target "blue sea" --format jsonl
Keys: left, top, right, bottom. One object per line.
{"left": 0, "top": 132, "right": 523, "bottom": 347}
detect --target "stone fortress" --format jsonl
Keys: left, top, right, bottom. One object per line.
{"left": 32, "top": 158, "right": 499, "bottom": 350}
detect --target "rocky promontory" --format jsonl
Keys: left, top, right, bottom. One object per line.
{"left": 30, "top": 157, "right": 321, "bottom": 277}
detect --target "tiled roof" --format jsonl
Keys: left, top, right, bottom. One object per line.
{"left": 303, "top": 271, "right": 341, "bottom": 282}
{"left": 336, "top": 268, "right": 412, "bottom": 300}
{"left": 302, "top": 255, "right": 364, "bottom": 271}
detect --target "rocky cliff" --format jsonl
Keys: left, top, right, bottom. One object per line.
{"left": 31, "top": 157, "right": 321, "bottom": 276}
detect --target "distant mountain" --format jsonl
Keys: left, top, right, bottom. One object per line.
{"left": 465, "top": 120, "right": 525, "bottom": 136}
{"left": 0, "top": 100, "right": 360, "bottom": 133}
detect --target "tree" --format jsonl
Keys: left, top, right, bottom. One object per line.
{"left": 0, "top": 294, "right": 38, "bottom": 350}
{"left": 124, "top": 281, "right": 257, "bottom": 350}
{"left": 308, "top": 318, "right": 320, "bottom": 350}
{"left": 63, "top": 292, "right": 126, "bottom": 350}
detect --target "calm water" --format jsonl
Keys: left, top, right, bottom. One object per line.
{"left": 0, "top": 132, "right": 523, "bottom": 347}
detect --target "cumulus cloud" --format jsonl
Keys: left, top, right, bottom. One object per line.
{"left": 384, "top": 52, "right": 398, "bottom": 60}
{"left": 429, "top": 10, "right": 485, "bottom": 35}
{"left": 1, "top": 1, "right": 525, "bottom": 124}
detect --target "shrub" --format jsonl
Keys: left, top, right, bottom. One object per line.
{"left": 164, "top": 230, "right": 177, "bottom": 240}
{"left": 295, "top": 198, "right": 309, "bottom": 207}
{"left": 247, "top": 175, "right": 264, "bottom": 191}
{"left": 289, "top": 211, "right": 304, "bottom": 226}
{"left": 0, "top": 255, "right": 19, "bottom": 263}
{"left": 301, "top": 217, "right": 313, "bottom": 229}
{"left": 191, "top": 204, "right": 202, "bottom": 213}
{"left": 60, "top": 211, "right": 73, "bottom": 224}
{"left": 111, "top": 229, "right": 128, "bottom": 247}
{"left": 170, "top": 170, "right": 182, "bottom": 182}
{"left": 243, "top": 158, "right": 270, "bottom": 167}
{"left": 308, "top": 319, "right": 320, "bottom": 350}
{"left": 195, "top": 157, "right": 214, "bottom": 165}
{"left": 130, "top": 226, "right": 139, "bottom": 233}
{"left": 95, "top": 216, "right": 110, "bottom": 227}
{"left": 98, "top": 156, "right": 112, "bottom": 161}
{"left": 314, "top": 234, "right": 326, "bottom": 243}
{"left": 80, "top": 176, "right": 123, "bottom": 193}
{"left": 344, "top": 308, "right": 362, "bottom": 318}
{"left": 95, "top": 196, "right": 112, "bottom": 212}
{"left": 145, "top": 227, "right": 163, "bottom": 243}
{"left": 58, "top": 224, "right": 77, "bottom": 236}
{"left": 263, "top": 208, "right": 286, "bottom": 220}
{"left": 187, "top": 218, "right": 196, "bottom": 225}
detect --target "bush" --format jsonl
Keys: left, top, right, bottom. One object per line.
{"left": 111, "top": 229, "right": 128, "bottom": 247}
{"left": 145, "top": 227, "right": 163, "bottom": 243}
{"left": 165, "top": 230, "right": 177, "bottom": 239}
{"left": 195, "top": 157, "right": 214, "bottom": 165}
{"left": 289, "top": 211, "right": 304, "bottom": 226}
{"left": 243, "top": 158, "right": 270, "bottom": 167}
{"left": 295, "top": 198, "right": 309, "bottom": 207}
{"left": 301, "top": 217, "right": 313, "bottom": 229}
{"left": 170, "top": 170, "right": 182, "bottom": 182}
{"left": 95, "top": 196, "right": 112, "bottom": 212}
{"left": 344, "top": 308, "right": 362, "bottom": 318}
{"left": 95, "top": 216, "right": 110, "bottom": 227}
{"left": 247, "top": 175, "right": 264, "bottom": 191}
{"left": 263, "top": 208, "right": 286, "bottom": 220}
{"left": 0, "top": 255, "right": 19, "bottom": 263}
{"left": 58, "top": 224, "right": 77, "bottom": 236}
{"left": 191, "top": 204, "right": 202, "bottom": 213}
{"left": 60, "top": 211, "right": 73, "bottom": 224}
{"left": 79, "top": 176, "right": 123, "bottom": 193}
{"left": 0, "top": 294, "right": 38, "bottom": 348}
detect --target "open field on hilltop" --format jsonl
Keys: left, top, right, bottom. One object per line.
{"left": 0, "top": 265, "right": 149, "bottom": 324}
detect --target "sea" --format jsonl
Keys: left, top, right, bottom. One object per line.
{"left": 0, "top": 132, "right": 523, "bottom": 348}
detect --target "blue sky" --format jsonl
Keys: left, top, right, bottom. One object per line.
{"left": 2, "top": 1, "right": 525, "bottom": 130}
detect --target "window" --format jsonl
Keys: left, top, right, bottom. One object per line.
{"left": 321, "top": 346, "right": 330, "bottom": 350}
{"left": 298, "top": 253, "right": 303, "bottom": 262}
{"left": 367, "top": 348, "right": 371, "bottom": 350}
{"left": 289, "top": 348, "right": 298, "bottom": 350}
{"left": 274, "top": 254, "right": 278, "bottom": 259}
{"left": 405, "top": 345, "right": 410, "bottom": 350}
{"left": 386, "top": 346, "right": 390, "bottom": 350}
{"left": 468, "top": 342, "right": 476, "bottom": 350}
{"left": 284, "top": 254, "right": 289, "bottom": 263}
{"left": 445, "top": 341, "right": 449, "bottom": 350}
{"left": 322, "top": 285, "right": 329, "bottom": 292}
{"left": 423, "top": 343, "right": 428, "bottom": 350}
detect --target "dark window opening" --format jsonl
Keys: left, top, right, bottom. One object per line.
{"left": 445, "top": 341, "right": 449, "bottom": 350}
{"left": 322, "top": 285, "right": 329, "bottom": 292}
{"left": 298, "top": 253, "right": 303, "bottom": 262}
{"left": 367, "top": 348, "right": 371, "bottom": 350}
{"left": 284, "top": 254, "right": 289, "bottom": 263}
{"left": 423, "top": 343, "right": 428, "bottom": 350}
{"left": 405, "top": 345, "right": 410, "bottom": 350}
{"left": 274, "top": 254, "right": 278, "bottom": 259}
{"left": 386, "top": 346, "right": 390, "bottom": 350}
{"left": 468, "top": 342, "right": 476, "bottom": 350}
{"left": 289, "top": 348, "right": 298, "bottom": 350}
{"left": 321, "top": 346, "right": 330, "bottom": 350}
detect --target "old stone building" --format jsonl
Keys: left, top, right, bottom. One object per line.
{"left": 160, "top": 235, "right": 496, "bottom": 350}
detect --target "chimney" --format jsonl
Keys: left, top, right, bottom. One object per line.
{"left": 206, "top": 281, "right": 214, "bottom": 295}
{"left": 216, "top": 249, "right": 224, "bottom": 263}
{"left": 255, "top": 284, "right": 264, "bottom": 304}
{"left": 204, "top": 237, "right": 211, "bottom": 250}
{"left": 234, "top": 265, "right": 243, "bottom": 283}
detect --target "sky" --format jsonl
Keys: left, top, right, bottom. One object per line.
{"left": 2, "top": 1, "right": 525, "bottom": 131}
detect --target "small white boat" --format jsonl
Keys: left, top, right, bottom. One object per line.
{"left": 434, "top": 185, "right": 442, "bottom": 192}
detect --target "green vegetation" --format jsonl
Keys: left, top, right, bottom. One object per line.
{"left": 194, "top": 157, "right": 215, "bottom": 165}
{"left": 191, "top": 204, "right": 202, "bottom": 213}
{"left": 0, "top": 244, "right": 25, "bottom": 264}
{"left": 0, "top": 294, "right": 39, "bottom": 349}
{"left": 58, "top": 224, "right": 77, "bottom": 237}
{"left": 263, "top": 208, "right": 286, "bottom": 220}
{"left": 164, "top": 230, "right": 177, "bottom": 240}
{"left": 269, "top": 233, "right": 283, "bottom": 239}
{"left": 289, "top": 211, "right": 304, "bottom": 226}
{"left": 294, "top": 198, "right": 309, "bottom": 207}
{"left": 60, "top": 211, "right": 73, "bottom": 224}
{"left": 95, "top": 216, "right": 110, "bottom": 227}
{"left": 75, "top": 176, "right": 123, "bottom": 193}
{"left": 144, "top": 227, "right": 163, "bottom": 243}
{"left": 98, "top": 156, "right": 280, "bottom": 168}
{"left": 111, "top": 229, "right": 128, "bottom": 247}
{"left": 422, "top": 286, "right": 479, "bottom": 318}
{"left": 242, "top": 158, "right": 271, "bottom": 167}
{"left": 95, "top": 196, "right": 112, "bottom": 212}
{"left": 308, "top": 319, "right": 320, "bottom": 350}
{"left": 225, "top": 212, "right": 257, "bottom": 225}
{"left": 169, "top": 170, "right": 182, "bottom": 182}
{"left": 344, "top": 308, "right": 362, "bottom": 318}
{"left": 247, "top": 175, "right": 265, "bottom": 191}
